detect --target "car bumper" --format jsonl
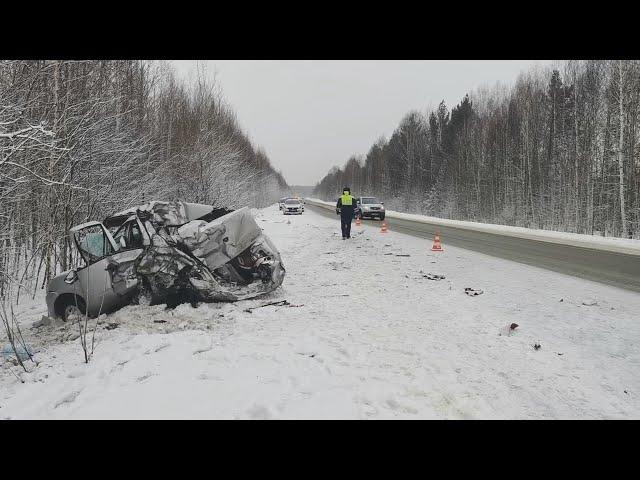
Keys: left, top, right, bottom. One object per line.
{"left": 361, "top": 211, "right": 384, "bottom": 218}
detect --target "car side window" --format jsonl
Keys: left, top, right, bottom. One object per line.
{"left": 112, "top": 224, "right": 128, "bottom": 249}
{"left": 129, "top": 223, "right": 144, "bottom": 248}
{"left": 75, "top": 225, "right": 117, "bottom": 265}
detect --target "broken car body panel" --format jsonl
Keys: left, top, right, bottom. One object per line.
{"left": 46, "top": 201, "right": 286, "bottom": 319}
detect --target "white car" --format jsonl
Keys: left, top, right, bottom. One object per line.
{"left": 283, "top": 198, "right": 303, "bottom": 215}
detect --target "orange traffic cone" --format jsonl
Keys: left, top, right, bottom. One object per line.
{"left": 431, "top": 231, "right": 444, "bottom": 252}
{"left": 380, "top": 221, "right": 389, "bottom": 233}
{"left": 355, "top": 216, "right": 362, "bottom": 227}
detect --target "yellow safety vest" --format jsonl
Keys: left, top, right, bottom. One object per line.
{"left": 341, "top": 193, "right": 354, "bottom": 206}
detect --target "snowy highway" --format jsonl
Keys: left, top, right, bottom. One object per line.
{"left": 2, "top": 205, "right": 639, "bottom": 419}
{"left": 306, "top": 200, "right": 640, "bottom": 292}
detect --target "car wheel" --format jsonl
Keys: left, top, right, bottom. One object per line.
{"left": 131, "top": 278, "right": 153, "bottom": 306}
{"left": 380, "top": 214, "right": 385, "bottom": 221}
{"left": 62, "top": 298, "right": 86, "bottom": 322}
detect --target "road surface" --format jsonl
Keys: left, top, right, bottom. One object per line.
{"left": 306, "top": 203, "right": 640, "bottom": 293}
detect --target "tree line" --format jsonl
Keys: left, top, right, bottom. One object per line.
{"left": 0, "top": 60, "right": 289, "bottom": 300}
{"left": 313, "top": 60, "right": 640, "bottom": 240}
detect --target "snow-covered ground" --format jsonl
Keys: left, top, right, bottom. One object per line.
{"left": 1, "top": 205, "right": 639, "bottom": 419}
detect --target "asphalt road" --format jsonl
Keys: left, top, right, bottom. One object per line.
{"left": 307, "top": 203, "right": 640, "bottom": 293}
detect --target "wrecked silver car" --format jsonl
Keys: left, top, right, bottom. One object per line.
{"left": 46, "top": 201, "right": 286, "bottom": 320}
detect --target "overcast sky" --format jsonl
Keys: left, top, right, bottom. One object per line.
{"left": 171, "top": 60, "right": 552, "bottom": 186}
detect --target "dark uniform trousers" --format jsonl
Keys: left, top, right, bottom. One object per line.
{"left": 341, "top": 210, "right": 353, "bottom": 238}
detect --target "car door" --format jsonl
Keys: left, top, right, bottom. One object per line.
{"left": 108, "top": 218, "right": 148, "bottom": 298}
{"left": 72, "top": 220, "right": 145, "bottom": 316}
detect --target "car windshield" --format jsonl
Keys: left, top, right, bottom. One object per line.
{"left": 285, "top": 199, "right": 299, "bottom": 205}
{"left": 360, "top": 197, "right": 379, "bottom": 204}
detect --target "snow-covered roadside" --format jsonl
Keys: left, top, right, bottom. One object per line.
{"left": 1, "top": 205, "right": 639, "bottom": 419}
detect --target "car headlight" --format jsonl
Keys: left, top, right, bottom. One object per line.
{"left": 363, "top": 206, "right": 370, "bottom": 211}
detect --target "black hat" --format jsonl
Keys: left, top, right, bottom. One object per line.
{"left": 343, "top": 186, "right": 351, "bottom": 192}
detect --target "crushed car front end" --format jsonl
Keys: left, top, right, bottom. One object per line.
{"left": 136, "top": 204, "right": 286, "bottom": 303}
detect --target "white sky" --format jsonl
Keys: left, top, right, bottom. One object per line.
{"left": 171, "top": 60, "right": 552, "bottom": 186}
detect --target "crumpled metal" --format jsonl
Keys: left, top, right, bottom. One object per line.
{"left": 121, "top": 203, "right": 286, "bottom": 303}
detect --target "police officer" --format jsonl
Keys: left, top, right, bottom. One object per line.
{"left": 336, "top": 187, "right": 356, "bottom": 240}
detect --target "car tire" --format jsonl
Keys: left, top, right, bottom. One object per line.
{"left": 62, "top": 297, "right": 87, "bottom": 322}
{"left": 131, "top": 277, "right": 153, "bottom": 306}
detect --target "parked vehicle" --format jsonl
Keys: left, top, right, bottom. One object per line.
{"left": 283, "top": 198, "right": 303, "bottom": 215}
{"left": 356, "top": 196, "right": 385, "bottom": 220}
{"left": 46, "top": 201, "right": 286, "bottom": 320}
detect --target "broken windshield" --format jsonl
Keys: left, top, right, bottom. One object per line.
{"left": 74, "top": 224, "right": 118, "bottom": 265}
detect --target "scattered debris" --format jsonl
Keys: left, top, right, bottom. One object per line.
{"left": 581, "top": 299, "right": 598, "bottom": 306}
{"left": 395, "top": 254, "right": 411, "bottom": 257}
{"left": 104, "top": 323, "right": 119, "bottom": 330}
{"left": 464, "top": 288, "right": 483, "bottom": 296}
{"left": 499, "top": 323, "right": 519, "bottom": 336}
{"left": 153, "top": 320, "right": 167, "bottom": 324}
{"left": 423, "top": 274, "right": 445, "bottom": 281}
{"left": 559, "top": 298, "right": 564, "bottom": 302}
{"left": 244, "top": 300, "right": 303, "bottom": 313}
{"left": 533, "top": 342, "right": 541, "bottom": 350}
{"left": 557, "top": 352, "right": 564, "bottom": 356}
{"left": 2, "top": 344, "right": 34, "bottom": 362}
{"left": 624, "top": 390, "right": 628, "bottom": 394}
{"left": 323, "top": 252, "right": 337, "bottom": 255}
{"left": 384, "top": 253, "right": 393, "bottom": 256}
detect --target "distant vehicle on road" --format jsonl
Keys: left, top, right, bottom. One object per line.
{"left": 283, "top": 198, "right": 303, "bottom": 215}
{"left": 356, "top": 196, "right": 385, "bottom": 220}
{"left": 293, "top": 197, "right": 305, "bottom": 212}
